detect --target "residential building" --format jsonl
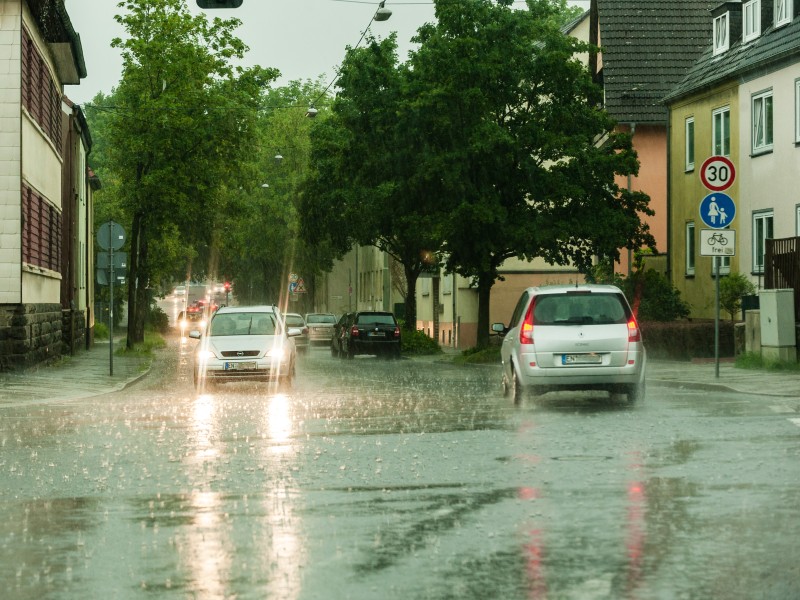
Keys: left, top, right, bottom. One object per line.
{"left": 664, "top": 0, "right": 800, "bottom": 319}
{"left": 0, "top": 0, "right": 89, "bottom": 369}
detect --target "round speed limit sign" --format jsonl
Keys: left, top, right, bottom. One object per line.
{"left": 700, "top": 156, "right": 736, "bottom": 191}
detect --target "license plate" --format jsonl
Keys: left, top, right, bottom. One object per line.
{"left": 562, "top": 353, "right": 602, "bottom": 365}
{"left": 224, "top": 361, "right": 256, "bottom": 370}
{"left": 368, "top": 331, "right": 386, "bottom": 337}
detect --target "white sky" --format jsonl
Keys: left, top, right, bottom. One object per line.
{"left": 63, "top": 0, "right": 589, "bottom": 106}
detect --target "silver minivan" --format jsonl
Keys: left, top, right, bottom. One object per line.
{"left": 492, "top": 284, "right": 646, "bottom": 404}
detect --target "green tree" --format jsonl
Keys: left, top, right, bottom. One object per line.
{"left": 106, "top": 0, "right": 277, "bottom": 346}
{"left": 409, "top": 0, "right": 654, "bottom": 347}
{"left": 300, "top": 35, "right": 447, "bottom": 328}
{"left": 719, "top": 272, "right": 757, "bottom": 321}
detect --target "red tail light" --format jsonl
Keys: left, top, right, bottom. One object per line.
{"left": 627, "top": 318, "right": 641, "bottom": 343}
{"left": 350, "top": 325, "right": 360, "bottom": 337}
{"left": 519, "top": 301, "right": 535, "bottom": 345}
{"left": 393, "top": 326, "right": 401, "bottom": 338}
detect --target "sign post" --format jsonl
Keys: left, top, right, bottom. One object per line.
{"left": 699, "top": 156, "right": 736, "bottom": 378}
{"left": 97, "top": 221, "right": 126, "bottom": 376}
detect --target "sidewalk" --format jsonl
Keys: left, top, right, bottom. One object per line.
{"left": 0, "top": 339, "right": 151, "bottom": 407}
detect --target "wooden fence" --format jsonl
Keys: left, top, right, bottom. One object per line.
{"left": 765, "top": 236, "right": 800, "bottom": 320}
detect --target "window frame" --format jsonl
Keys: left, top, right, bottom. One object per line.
{"left": 775, "top": 0, "right": 793, "bottom": 27}
{"left": 713, "top": 13, "right": 730, "bottom": 55}
{"left": 795, "top": 78, "right": 800, "bottom": 144}
{"left": 712, "top": 106, "right": 731, "bottom": 157}
{"left": 686, "top": 222, "right": 696, "bottom": 276}
{"left": 752, "top": 210, "right": 774, "bottom": 274}
{"left": 752, "top": 89, "right": 774, "bottom": 154}
{"left": 743, "top": 0, "right": 762, "bottom": 43}
{"left": 685, "top": 116, "right": 695, "bottom": 171}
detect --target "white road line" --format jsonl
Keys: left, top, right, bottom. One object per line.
{"left": 770, "top": 405, "right": 796, "bottom": 413}
{"left": 789, "top": 418, "right": 800, "bottom": 428}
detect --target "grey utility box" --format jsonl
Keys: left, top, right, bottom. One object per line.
{"left": 759, "top": 289, "right": 796, "bottom": 362}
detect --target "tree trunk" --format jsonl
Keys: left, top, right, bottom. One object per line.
{"left": 126, "top": 211, "right": 142, "bottom": 349}
{"left": 475, "top": 272, "right": 495, "bottom": 349}
{"left": 403, "top": 264, "right": 418, "bottom": 330}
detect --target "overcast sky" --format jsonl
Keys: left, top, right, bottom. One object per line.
{"left": 63, "top": 0, "right": 589, "bottom": 106}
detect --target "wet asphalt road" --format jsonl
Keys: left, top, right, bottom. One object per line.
{"left": 1, "top": 335, "right": 799, "bottom": 600}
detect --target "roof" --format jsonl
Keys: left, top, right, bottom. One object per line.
{"left": 664, "top": 17, "right": 800, "bottom": 104}
{"left": 597, "top": 0, "right": 717, "bottom": 124}
{"left": 561, "top": 9, "right": 590, "bottom": 35}
{"left": 27, "top": 0, "right": 87, "bottom": 83}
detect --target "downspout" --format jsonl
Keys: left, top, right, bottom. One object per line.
{"left": 627, "top": 122, "right": 636, "bottom": 274}
{"left": 666, "top": 114, "right": 672, "bottom": 282}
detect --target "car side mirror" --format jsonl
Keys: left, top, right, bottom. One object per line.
{"left": 188, "top": 330, "right": 202, "bottom": 339}
{"left": 287, "top": 327, "right": 302, "bottom": 337}
{"left": 491, "top": 322, "right": 507, "bottom": 336}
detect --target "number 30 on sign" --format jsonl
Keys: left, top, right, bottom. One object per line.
{"left": 700, "top": 156, "right": 736, "bottom": 192}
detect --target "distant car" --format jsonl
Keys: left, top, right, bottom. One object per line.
{"left": 340, "top": 311, "right": 401, "bottom": 359}
{"left": 330, "top": 312, "right": 353, "bottom": 357}
{"left": 284, "top": 313, "right": 309, "bottom": 354}
{"left": 189, "top": 305, "right": 301, "bottom": 389}
{"left": 492, "top": 284, "right": 646, "bottom": 404}
{"left": 174, "top": 285, "right": 186, "bottom": 296}
{"left": 305, "top": 312, "right": 337, "bottom": 345}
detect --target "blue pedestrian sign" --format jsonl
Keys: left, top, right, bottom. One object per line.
{"left": 699, "top": 192, "right": 735, "bottom": 229}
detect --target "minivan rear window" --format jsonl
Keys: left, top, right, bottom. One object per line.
{"left": 533, "top": 293, "right": 628, "bottom": 325}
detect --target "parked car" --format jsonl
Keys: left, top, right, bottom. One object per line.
{"left": 340, "top": 311, "right": 402, "bottom": 359}
{"left": 305, "top": 312, "right": 337, "bottom": 345}
{"left": 174, "top": 285, "right": 186, "bottom": 296}
{"left": 284, "top": 313, "right": 309, "bottom": 354}
{"left": 330, "top": 312, "right": 352, "bottom": 357}
{"left": 189, "top": 305, "right": 301, "bottom": 389}
{"left": 492, "top": 284, "right": 646, "bottom": 404}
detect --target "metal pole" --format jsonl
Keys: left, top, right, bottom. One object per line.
{"left": 109, "top": 221, "right": 115, "bottom": 377}
{"left": 715, "top": 256, "right": 720, "bottom": 379}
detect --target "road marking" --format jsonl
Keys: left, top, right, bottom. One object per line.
{"left": 770, "top": 405, "right": 796, "bottom": 413}
{"left": 789, "top": 418, "right": 800, "bottom": 428}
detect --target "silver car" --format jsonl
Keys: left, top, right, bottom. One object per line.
{"left": 493, "top": 284, "right": 646, "bottom": 404}
{"left": 284, "top": 313, "right": 309, "bottom": 354}
{"left": 189, "top": 305, "right": 300, "bottom": 389}
{"left": 304, "top": 312, "right": 337, "bottom": 345}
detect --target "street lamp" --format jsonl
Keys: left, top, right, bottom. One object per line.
{"left": 374, "top": 1, "right": 391, "bottom": 22}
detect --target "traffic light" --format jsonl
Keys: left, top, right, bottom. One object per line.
{"left": 197, "top": 0, "right": 243, "bottom": 8}
{"left": 223, "top": 281, "right": 231, "bottom": 292}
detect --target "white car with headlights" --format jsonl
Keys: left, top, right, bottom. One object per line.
{"left": 189, "top": 305, "right": 300, "bottom": 389}
{"left": 492, "top": 284, "right": 646, "bottom": 404}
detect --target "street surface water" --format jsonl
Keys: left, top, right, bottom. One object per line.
{"left": 1, "top": 333, "right": 799, "bottom": 599}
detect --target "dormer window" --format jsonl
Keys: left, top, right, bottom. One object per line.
{"left": 714, "top": 13, "right": 730, "bottom": 55}
{"left": 775, "top": 0, "right": 793, "bottom": 27}
{"left": 743, "top": 0, "right": 761, "bottom": 43}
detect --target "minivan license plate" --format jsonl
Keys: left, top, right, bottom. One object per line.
{"left": 562, "top": 353, "right": 602, "bottom": 365}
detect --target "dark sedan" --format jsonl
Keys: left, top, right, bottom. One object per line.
{"left": 340, "top": 311, "right": 401, "bottom": 359}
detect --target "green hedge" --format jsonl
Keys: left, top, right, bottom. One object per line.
{"left": 640, "top": 320, "right": 735, "bottom": 360}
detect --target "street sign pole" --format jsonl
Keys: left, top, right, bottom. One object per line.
{"left": 97, "top": 220, "right": 126, "bottom": 377}
{"left": 715, "top": 257, "right": 720, "bottom": 379}
{"left": 109, "top": 242, "right": 115, "bottom": 376}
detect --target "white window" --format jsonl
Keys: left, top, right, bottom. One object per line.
{"left": 753, "top": 211, "right": 774, "bottom": 273}
{"left": 685, "top": 117, "right": 695, "bottom": 171}
{"left": 421, "top": 277, "right": 430, "bottom": 296}
{"left": 752, "top": 90, "right": 774, "bottom": 153}
{"left": 686, "top": 222, "right": 695, "bottom": 275}
{"left": 795, "top": 78, "right": 800, "bottom": 144}
{"left": 713, "top": 106, "right": 731, "bottom": 157}
{"left": 716, "top": 255, "right": 731, "bottom": 276}
{"left": 714, "top": 13, "right": 729, "bottom": 55}
{"left": 743, "top": 0, "right": 761, "bottom": 43}
{"left": 796, "top": 204, "right": 800, "bottom": 235}
{"left": 776, "top": 0, "right": 793, "bottom": 27}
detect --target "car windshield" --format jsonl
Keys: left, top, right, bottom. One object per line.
{"left": 306, "top": 314, "right": 335, "bottom": 324}
{"left": 356, "top": 313, "right": 396, "bottom": 325}
{"left": 210, "top": 313, "right": 276, "bottom": 336}
{"left": 534, "top": 293, "right": 628, "bottom": 325}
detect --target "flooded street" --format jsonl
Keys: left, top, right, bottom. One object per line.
{"left": 1, "top": 335, "right": 799, "bottom": 599}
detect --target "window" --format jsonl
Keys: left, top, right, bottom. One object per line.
{"left": 752, "top": 90, "right": 774, "bottom": 153}
{"left": 713, "top": 106, "right": 731, "bottom": 157}
{"left": 775, "top": 0, "right": 793, "bottom": 27}
{"left": 715, "top": 255, "right": 731, "bottom": 276}
{"left": 743, "top": 0, "right": 761, "bottom": 42}
{"left": 713, "top": 13, "right": 729, "bottom": 55}
{"left": 685, "top": 117, "right": 695, "bottom": 171}
{"left": 753, "top": 211, "right": 774, "bottom": 273}
{"left": 686, "top": 222, "right": 695, "bottom": 275}
{"left": 795, "top": 78, "right": 800, "bottom": 144}
{"left": 796, "top": 204, "right": 800, "bottom": 235}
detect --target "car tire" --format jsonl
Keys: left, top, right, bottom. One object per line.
{"left": 331, "top": 343, "right": 339, "bottom": 358}
{"left": 627, "top": 381, "right": 646, "bottom": 404}
{"left": 347, "top": 345, "right": 355, "bottom": 360}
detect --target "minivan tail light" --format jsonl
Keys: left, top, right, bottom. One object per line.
{"left": 627, "top": 318, "right": 641, "bottom": 343}
{"left": 519, "top": 301, "right": 535, "bottom": 345}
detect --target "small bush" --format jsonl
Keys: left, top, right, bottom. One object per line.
{"left": 147, "top": 304, "right": 170, "bottom": 334}
{"left": 453, "top": 346, "right": 500, "bottom": 364}
{"left": 94, "top": 322, "right": 109, "bottom": 340}
{"left": 719, "top": 272, "right": 757, "bottom": 321}
{"left": 735, "top": 352, "right": 800, "bottom": 371}
{"left": 402, "top": 329, "right": 442, "bottom": 355}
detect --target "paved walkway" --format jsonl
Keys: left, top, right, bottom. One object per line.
{"left": 0, "top": 341, "right": 798, "bottom": 405}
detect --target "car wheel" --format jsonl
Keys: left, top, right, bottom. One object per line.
{"left": 627, "top": 381, "right": 646, "bottom": 404}
{"left": 510, "top": 366, "right": 524, "bottom": 406}
{"left": 347, "top": 345, "right": 355, "bottom": 360}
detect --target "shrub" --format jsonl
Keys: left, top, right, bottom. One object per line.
{"left": 453, "top": 345, "right": 500, "bottom": 364}
{"left": 402, "top": 329, "right": 442, "bottom": 355}
{"left": 147, "top": 304, "right": 170, "bottom": 334}
{"left": 623, "top": 269, "right": 691, "bottom": 322}
{"left": 94, "top": 322, "right": 109, "bottom": 340}
{"left": 719, "top": 272, "right": 756, "bottom": 321}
